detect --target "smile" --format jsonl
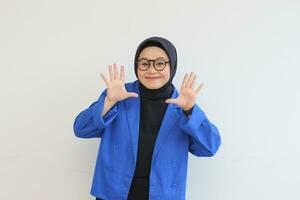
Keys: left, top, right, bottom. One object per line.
{"left": 145, "top": 77, "right": 161, "bottom": 80}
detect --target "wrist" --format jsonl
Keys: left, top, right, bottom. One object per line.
{"left": 106, "top": 96, "right": 117, "bottom": 106}
{"left": 183, "top": 106, "right": 194, "bottom": 116}
{"left": 101, "top": 96, "right": 117, "bottom": 117}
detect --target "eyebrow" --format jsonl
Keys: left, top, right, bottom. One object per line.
{"left": 138, "top": 57, "right": 167, "bottom": 61}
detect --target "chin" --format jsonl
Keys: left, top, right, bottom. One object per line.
{"left": 142, "top": 81, "right": 164, "bottom": 89}
{"left": 147, "top": 85, "right": 161, "bottom": 89}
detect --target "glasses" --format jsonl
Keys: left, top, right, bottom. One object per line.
{"left": 136, "top": 58, "right": 170, "bottom": 71}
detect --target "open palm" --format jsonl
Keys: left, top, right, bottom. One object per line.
{"left": 100, "top": 63, "right": 138, "bottom": 103}
{"left": 165, "top": 72, "right": 203, "bottom": 111}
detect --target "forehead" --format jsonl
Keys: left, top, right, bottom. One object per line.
{"left": 138, "top": 46, "right": 169, "bottom": 60}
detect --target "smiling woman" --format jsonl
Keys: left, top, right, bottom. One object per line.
{"left": 73, "top": 36, "right": 221, "bottom": 200}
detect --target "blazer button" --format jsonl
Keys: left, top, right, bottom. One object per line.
{"left": 113, "top": 144, "right": 118, "bottom": 150}
{"left": 170, "top": 183, "right": 176, "bottom": 189}
{"left": 107, "top": 166, "right": 113, "bottom": 171}
{"left": 171, "top": 160, "right": 176, "bottom": 167}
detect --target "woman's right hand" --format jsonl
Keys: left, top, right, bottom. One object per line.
{"left": 100, "top": 63, "right": 139, "bottom": 104}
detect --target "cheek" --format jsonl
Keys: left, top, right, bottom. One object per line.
{"left": 137, "top": 70, "right": 142, "bottom": 79}
{"left": 162, "top": 69, "right": 170, "bottom": 81}
{"left": 137, "top": 70, "right": 144, "bottom": 80}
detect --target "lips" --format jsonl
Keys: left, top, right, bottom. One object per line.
{"left": 145, "top": 77, "right": 161, "bottom": 79}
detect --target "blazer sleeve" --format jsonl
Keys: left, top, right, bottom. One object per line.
{"left": 73, "top": 89, "right": 118, "bottom": 138}
{"left": 179, "top": 103, "right": 221, "bottom": 157}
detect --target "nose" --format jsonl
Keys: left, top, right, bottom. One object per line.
{"left": 148, "top": 61, "right": 157, "bottom": 72}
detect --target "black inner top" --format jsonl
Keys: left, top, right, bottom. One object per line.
{"left": 127, "top": 81, "right": 174, "bottom": 200}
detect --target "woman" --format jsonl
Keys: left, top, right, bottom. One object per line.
{"left": 73, "top": 36, "right": 221, "bottom": 200}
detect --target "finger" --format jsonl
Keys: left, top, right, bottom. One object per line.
{"left": 100, "top": 73, "right": 109, "bottom": 86}
{"left": 127, "top": 92, "right": 139, "bottom": 98}
{"left": 180, "top": 73, "right": 188, "bottom": 91}
{"left": 113, "top": 63, "right": 119, "bottom": 80}
{"left": 109, "top": 65, "right": 113, "bottom": 81}
{"left": 120, "top": 65, "right": 125, "bottom": 81}
{"left": 165, "top": 98, "right": 177, "bottom": 104}
{"left": 190, "top": 74, "right": 197, "bottom": 89}
{"left": 186, "top": 72, "right": 194, "bottom": 88}
{"left": 195, "top": 82, "right": 204, "bottom": 95}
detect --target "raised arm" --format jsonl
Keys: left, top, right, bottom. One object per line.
{"left": 73, "top": 63, "right": 138, "bottom": 138}
{"left": 166, "top": 72, "right": 221, "bottom": 156}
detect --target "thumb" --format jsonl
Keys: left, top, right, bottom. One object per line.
{"left": 165, "top": 98, "right": 177, "bottom": 104}
{"left": 127, "top": 92, "right": 139, "bottom": 98}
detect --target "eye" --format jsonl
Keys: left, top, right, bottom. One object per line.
{"left": 155, "top": 60, "right": 165, "bottom": 66}
{"left": 157, "top": 61, "right": 164, "bottom": 66}
{"left": 141, "top": 62, "right": 148, "bottom": 66}
{"left": 138, "top": 59, "right": 149, "bottom": 66}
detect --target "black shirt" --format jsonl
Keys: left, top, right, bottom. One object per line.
{"left": 127, "top": 81, "right": 173, "bottom": 200}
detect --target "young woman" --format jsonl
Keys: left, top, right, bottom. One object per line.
{"left": 73, "top": 36, "right": 221, "bottom": 200}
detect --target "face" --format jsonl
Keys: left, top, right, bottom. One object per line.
{"left": 137, "top": 46, "right": 170, "bottom": 89}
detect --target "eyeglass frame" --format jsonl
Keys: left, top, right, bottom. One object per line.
{"left": 135, "top": 58, "right": 170, "bottom": 71}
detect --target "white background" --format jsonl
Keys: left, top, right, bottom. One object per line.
{"left": 0, "top": 0, "right": 299, "bottom": 199}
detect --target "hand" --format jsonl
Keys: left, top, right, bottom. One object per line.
{"left": 100, "top": 63, "right": 139, "bottom": 103}
{"left": 165, "top": 72, "right": 203, "bottom": 111}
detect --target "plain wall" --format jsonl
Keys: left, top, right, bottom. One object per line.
{"left": 0, "top": 0, "right": 299, "bottom": 199}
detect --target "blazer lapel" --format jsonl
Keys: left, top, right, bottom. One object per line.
{"left": 124, "top": 81, "right": 140, "bottom": 164}
{"left": 151, "top": 90, "right": 180, "bottom": 163}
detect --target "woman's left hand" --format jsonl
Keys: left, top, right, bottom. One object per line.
{"left": 165, "top": 72, "right": 203, "bottom": 111}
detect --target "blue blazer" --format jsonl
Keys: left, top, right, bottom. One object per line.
{"left": 73, "top": 80, "right": 221, "bottom": 200}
